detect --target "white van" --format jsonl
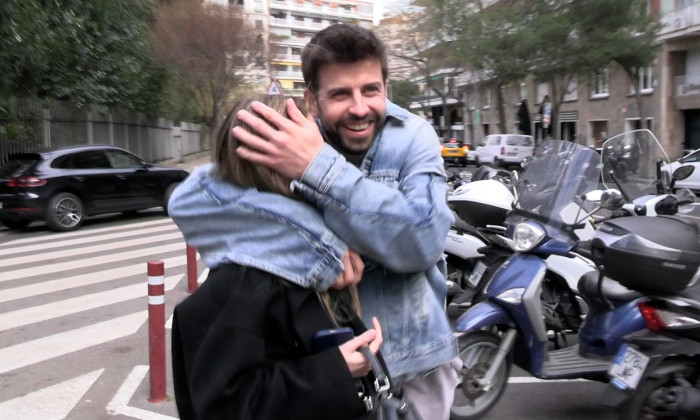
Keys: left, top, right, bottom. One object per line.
{"left": 474, "top": 134, "right": 534, "bottom": 168}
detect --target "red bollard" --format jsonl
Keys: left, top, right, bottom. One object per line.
{"left": 187, "top": 245, "right": 198, "bottom": 293}
{"left": 147, "top": 260, "right": 166, "bottom": 403}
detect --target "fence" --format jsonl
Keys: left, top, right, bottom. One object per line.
{"left": 0, "top": 97, "right": 206, "bottom": 166}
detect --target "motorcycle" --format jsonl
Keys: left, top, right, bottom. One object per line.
{"left": 450, "top": 130, "right": 677, "bottom": 419}
{"left": 597, "top": 175, "right": 700, "bottom": 418}
{"left": 445, "top": 162, "right": 597, "bottom": 320}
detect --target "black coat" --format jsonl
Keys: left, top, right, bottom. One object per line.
{"left": 172, "top": 263, "right": 370, "bottom": 420}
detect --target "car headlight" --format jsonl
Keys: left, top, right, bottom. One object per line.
{"left": 512, "top": 221, "right": 546, "bottom": 252}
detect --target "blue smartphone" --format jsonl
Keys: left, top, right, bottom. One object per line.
{"left": 313, "top": 327, "right": 354, "bottom": 352}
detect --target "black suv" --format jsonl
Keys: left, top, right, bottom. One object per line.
{"left": 0, "top": 145, "right": 189, "bottom": 231}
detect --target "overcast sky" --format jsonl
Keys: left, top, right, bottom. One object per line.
{"left": 374, "top": 0, "right": 414, "bottom": 24}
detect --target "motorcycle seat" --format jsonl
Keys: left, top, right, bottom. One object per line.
{"left": 578, "top": 271, "right": 643, "bottom": 301}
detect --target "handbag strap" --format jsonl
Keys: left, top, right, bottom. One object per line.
{"left": 359, "top": 346, "right": 391, "bottom": 397}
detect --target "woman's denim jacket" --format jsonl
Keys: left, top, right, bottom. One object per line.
{"left": 168, "top": 101, "right": 457, "bottom": 384}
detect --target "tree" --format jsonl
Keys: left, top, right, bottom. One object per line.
{"left": 389, "top": 80, "right": 420, "bottom": 110}
{"left": 420, "top": 0, "right": 660, "bottom": 137}
{"left": 0, "top": 0, "right": 166, "bottom": 114}
{"left": 150, "top": 0, "right": 266, "bottom": 139}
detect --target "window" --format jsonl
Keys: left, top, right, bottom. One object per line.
{"left": 480, "top": 87, "right": 490, "bottom": 109}
{"left": 105, "top": 150, "right": 143, "bottom": 169}
{"left": 536, "top": 83, "right": 549, "bottom": 103}
{"left": 73, "top": 151, "right": 111, "bottom": 169}
{"left": 519, "top": 81, "right": 527, "bottom": 103}
{"left": 591, "top": 68, "right": 610, "bottom": 97}
{"left": 563, "top": 76, "right": 578, "bottom": 101}
{"left": 466, "top": 89, "right": 476, "bottom": 110}
{"left": 631, "top": 66, "right": 654, "bottom": 94}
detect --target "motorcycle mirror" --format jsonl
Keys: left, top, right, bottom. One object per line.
{"left": 672, "top": 165, "right": 694, "bottom": 181}
{"left": 582, "top": 190, "right": 604, "bottom": 202}
{"left": 600, "top": 189, "right": 625, "bottom": 210}
{"left": 675, "top": 188, "right": 696, "bottom": 205}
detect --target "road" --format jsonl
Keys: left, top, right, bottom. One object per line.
{"left": 0, "top": 203, "right": 629, "bottom": 419}
{"left": 0, "top": 211, "right": 195, "bottom": 420}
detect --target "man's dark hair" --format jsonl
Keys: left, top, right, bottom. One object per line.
{"left": 301, "top": 23, "right": 388, "bottom": 94}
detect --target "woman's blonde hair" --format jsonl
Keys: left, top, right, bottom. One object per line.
{"left": 213, "top": 94, "right": 308, "bottom": 197}
{"left": 213, "top": 94, "right": 361, "bottom": 322}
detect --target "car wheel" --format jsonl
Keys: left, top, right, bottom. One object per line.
{"left": 163, "top": 182, "right": 180, "bottom": 216}
{"left": 45, "top": 192, "right": 84, "bottom": 231}
{"left": 1, "top": 219, "right": 31, "bottom": 230}
{"left": 475, "top": 156, "right": 481, "bottom": 167}
{"left": 493, "top": 157, "right": 501, "bottom": 167}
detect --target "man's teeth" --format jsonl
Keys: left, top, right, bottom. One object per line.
{"left": 346, "top": 122, "right": 370, "bottom": 131}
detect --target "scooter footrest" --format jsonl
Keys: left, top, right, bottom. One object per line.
{"left": 540, "top": 345, "right": 611, "bottom": 380}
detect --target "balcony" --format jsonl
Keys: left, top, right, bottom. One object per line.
{"left": 659, "top": 3, "right": 700, "bottom": 39}
{"left": 675, "top": 74, "right": 700, "bottom": 109}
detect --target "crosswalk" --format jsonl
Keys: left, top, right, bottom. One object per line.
{"left": 0, "top": 214, "right": 200, "bottom": 419}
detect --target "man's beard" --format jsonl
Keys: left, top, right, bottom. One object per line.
{"left": 318, "top": 112, "right": 385, "bottom": 156}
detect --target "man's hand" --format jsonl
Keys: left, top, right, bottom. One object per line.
{"left": 234, "top": 98, "right": 325, "bottom": 180}
{"left": 331, "top": 250, "right": 364, "bottom": 290}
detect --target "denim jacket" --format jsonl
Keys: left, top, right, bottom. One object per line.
{"left": 168, "top": 101, "right": 457, "bottom": 384}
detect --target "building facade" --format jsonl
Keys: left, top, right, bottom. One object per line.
{"left": 268, "top": 0, "right": 374, "bottom": 96}
{"left": 393, "top": 0, "right": 700, "bottom": 160}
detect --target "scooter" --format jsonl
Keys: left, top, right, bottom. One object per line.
{"left": 450, "top": 130, "right": 677, "bottom": 420}
{"left": 445, "top": 162, "right": 598, "bottom": 320}
{"left": 595, "top": 181, "right": 700, "bottom": 419}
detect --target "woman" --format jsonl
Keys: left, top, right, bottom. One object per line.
{"left": 170, "top": 95, "right": 383, "bottom": 420}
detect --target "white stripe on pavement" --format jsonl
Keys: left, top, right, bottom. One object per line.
{"left": 0, "top": 223, "right": 179, "bottom": 258}
{"left": 1, "top": 243, "right": 185, "bottom": 283}
{"left": 107, "top": 365, "right": 178, "bottom": 420}
{"left": 0, "top": 369, "right": 104, "bottom": 420}
{"left": 0, "top": 232, "right": 184, "bottom": 267}
{"left": 0, "top": 274, "right": 183, "bottom": 332}
{"left": 0, "top": 217, "right": 174, "bottom": 248}
{"left": 0, "top": 311, "right": 148, "bottom": 375}
{"left": 0, "top": 255, "right": 191, "bottom": 303}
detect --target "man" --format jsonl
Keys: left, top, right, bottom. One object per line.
{"left": 234, "top": 24, "right": 459, "bottom": 419}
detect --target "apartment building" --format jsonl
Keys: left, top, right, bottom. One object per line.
{"left": 396, "top": 0, "right": 700, "bottom": 159}
{"left": 267, "top": 0, "right": 374, "bottom": 96}
{"left": 209, "top": 0, "right": 374, "bottom": 95}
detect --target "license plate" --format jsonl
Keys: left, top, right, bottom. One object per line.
{"left": 608, "top": 344, "right": 650, "bottom": 390}
{"left": 467, "top": 261, "right": 487, "bottom": 288}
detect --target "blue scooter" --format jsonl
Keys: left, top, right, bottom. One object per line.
{"left": 450, "top": 131, "right": 673, "bottom": 420}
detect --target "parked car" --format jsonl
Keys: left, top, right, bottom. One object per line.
{"left": 0, "top": 145, "right": 189, "bottom": 231}
{"left": 473, "top": 134, "right": 534, "bottom": 168}
{"left": 662, "top": 148, "right": 700, "bottom": 195}
{"left": 441, "top": 139, "right": 469, "bottom": 166}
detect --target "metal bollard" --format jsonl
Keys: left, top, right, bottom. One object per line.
{"left": 187, "top": 245, "right": 198, "bottom": 293}
{"left": 147, "top": 260, "right": 166, "bottom": 403}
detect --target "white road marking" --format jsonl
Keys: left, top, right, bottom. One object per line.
{"left": 0, "top": 255, "right": 190, "bottom": 303}
{"left": 0, "top": 230, "right": 184, "bottom": 267}
{"left": 0, "top": 369, "right": 104, "bottom": 420}
{"left": 0, "top": 224, "right": 180, "bottom": 259}
{"left": 0, "top": 217, "right": 174, "bottom": 247}
{"left": 508, "top": 377, "right": 590, "bottom": 383}
{"left": 107, "top": 365, "right": 178, "bottom": 420}
{"left": 0, "top": 311, "right": 147, "bottom": 375}
{"left": 1, "top": 243, "right": 185, "bottom": 283}
{"left": 0, "top": 274, "right": 183, "bottom": 332}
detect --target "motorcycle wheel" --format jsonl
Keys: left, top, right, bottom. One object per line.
{"left": 450, "top": 331, "right": 511, "bottom": 420}
{"left": 619, "top": 372, "right": 695, "bottom": 420}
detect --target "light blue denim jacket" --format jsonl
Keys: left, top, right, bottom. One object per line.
{"left": 168, "top": 101, "right": 457, "bottom": 383}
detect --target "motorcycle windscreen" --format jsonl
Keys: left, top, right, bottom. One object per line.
{"left": 601, "top": 129, "right": 669, "bottom": 199}
{"left": 512, "top": 140, "right": 601, "bottom": 240}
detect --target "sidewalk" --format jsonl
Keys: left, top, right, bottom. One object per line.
{"left": 158, "top": 151, "right": 212, "bottom": 173}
